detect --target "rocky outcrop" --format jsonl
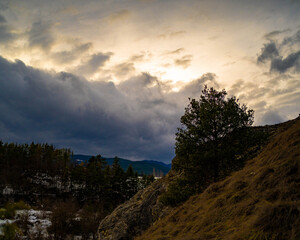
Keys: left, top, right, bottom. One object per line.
{"left": 98, "top": 176, "right": 171, "bottom": 240}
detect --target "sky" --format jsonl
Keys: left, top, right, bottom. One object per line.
{"left": 0, "top": 0, "right": 300, "bottom": 162}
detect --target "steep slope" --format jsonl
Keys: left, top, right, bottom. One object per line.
{"left": 136, "top": 117, "right": 300, "bottom": 240}
{"left": 98, "top": 174, "right": 174, "bottom": 239}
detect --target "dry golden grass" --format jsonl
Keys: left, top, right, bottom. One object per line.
{"left": 136, "top": 118, "right": 300, "bottom": 240}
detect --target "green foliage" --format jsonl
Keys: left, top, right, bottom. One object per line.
{"left": 0, "top": 141, "right": 155, "bottom": 237}
{"left": 174, "top": 86, "right": 254, "bottom": 176}
{"left": 0, "top": 201, "right": 30, "bottom": 220}
{"left": 0, "top": 223, "right": 21, "bottom": 240}
{"left": 112, "top": 157, "right": 125, "bottom": 180}
{"left": 143, "top": 174, "right": 155, "bottom": 185}
{"left": 7, "top": 201, "right": 30, "bottom": 211}
{"left": 159, "top": 177, "right": 194, "bottom": 207}
{"left": 0, "top": 141, "right": 72, "bottom": 185}
{"left": 163, "top": 86, "right": 255, "bottom": 206}
{"left": 126, "top": 165, "right": 135, "bottom": 178}
{"left": 0, "top": 141, "right": 159, "bottom": 239}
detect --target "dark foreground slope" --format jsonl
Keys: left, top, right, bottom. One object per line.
{"left": 136, "top": 117, "right": 300, "bottom": 240}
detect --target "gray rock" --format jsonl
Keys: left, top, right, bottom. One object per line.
{"left": 98, "top": 177, "right": 170, "bottom": 240}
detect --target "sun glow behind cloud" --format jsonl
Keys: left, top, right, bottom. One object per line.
{"left": 159, "top": 66, "right": 198, "bottom": 84}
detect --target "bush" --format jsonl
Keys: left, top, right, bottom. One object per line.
{"left": 0, "top": 209, "right": 6, "bottom": 219}
{"left": 1, "top": 201, "right": 30, "bottom": 219}
{"left": 0, "top": 223, "right": 21, "bottom": 240}
{"left": 159, "top": 177, "right": 194, "bottom": 207}
{"left": 48, "top": 200, "right": 79, "bottom": 239}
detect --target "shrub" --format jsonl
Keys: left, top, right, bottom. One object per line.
{"left": 0, "top": 223, "right": 22, "bottom": 240}
{"left": 159, "top": 177, "right": 194, "bottom": 207}
{"left": 1, "top": 201, "right": 30, "bottom": 219}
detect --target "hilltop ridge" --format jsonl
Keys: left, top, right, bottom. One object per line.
{"left": 98, "top": 116, "right": 300, "bottom": 240}
{"left": 136, "top": 117, "right": 300, "bottom": 240}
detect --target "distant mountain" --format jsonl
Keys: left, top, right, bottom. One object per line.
{"left": 72, "top": 155, "right": 171, "bottom": 176}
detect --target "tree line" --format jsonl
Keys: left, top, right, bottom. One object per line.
{"left": 0, "top": 141, "right": 154, "bottom": 207}
{"left": 0, "top": 141, "right": 155, "bottom": 239}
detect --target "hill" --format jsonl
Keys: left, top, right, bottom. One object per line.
{"left": 136, "top": 117, "right": 300, "bottom": 240}
{"left": 72, "top": 155, "right": 171, "bottom": 176}
{"left": 98, "top": 117, "right": 300, "bottom": 240}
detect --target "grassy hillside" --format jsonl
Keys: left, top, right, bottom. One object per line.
{"left": 136, "top": 117, "right": 300, "bottom": 240}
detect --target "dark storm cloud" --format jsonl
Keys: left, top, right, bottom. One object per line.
{"left": 1, "top": 56, "right": 204, "bottom": 162}
{"left": 257, "top": 42, "right": 279, "bottom": 63}
{"left": 28, "top": 20, "right": 55, "bottom": 51}
{"left": 257, "top": 31, "right": 300, "bottom": 73}
{"left": 51, "top": 42, "right": 92, "bottom": 64}
{"left": 74, "top": 52, "right": 112, "bottom": 76}
{"left": 270, "top": 51, "right": 300, "bottom": 73}
{"left": 117, "top": 72, "right": 164, "bottom": 103}
{"left": 282, "top": 29, "right": 300, "bottom": 46}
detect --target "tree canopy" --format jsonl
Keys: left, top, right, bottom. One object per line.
{"left": 174, "top": 86, "right": 254, "bottom": 177}
{"left": 161, "top": 86, "right": 255, "bottom": 206}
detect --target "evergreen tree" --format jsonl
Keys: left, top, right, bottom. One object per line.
{"left": 174, "top": 86, "right": 254, "bottom": 180}
{"left": 161, "top": 86, "right": 254, "bottom": 206}
{"left": 126, "top": 165, "right": 135, "bottom": 178}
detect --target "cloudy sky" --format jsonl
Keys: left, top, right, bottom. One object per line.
{"left": 0, "top": 0, "right": 300, "bottom": 162}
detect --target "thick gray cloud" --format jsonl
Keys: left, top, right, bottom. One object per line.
{"left": 257, "top": 30, "right": 300, "bottom": 73}
{"left": 270, "top": 51, "right": 300, "bottom": 73}
{"left": 28, "top": 20, "right": 55, "bottom": 50}
{"left": 180, "top": 72, "right": 218, "bottom": 96}
{"left": 282, "top": 29, "right": 300, "bottom": 46}
{"left": 257, "top": 42, "right": 279, "bottom": 63}
{"left": 0, "top": 56, "right": 192, "bottom": 162}
{"left": 74, "top": 52, "right": 112, "bottom": 76}
{"left": 1, "top": 54, "right": 298, "bottom": 161}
